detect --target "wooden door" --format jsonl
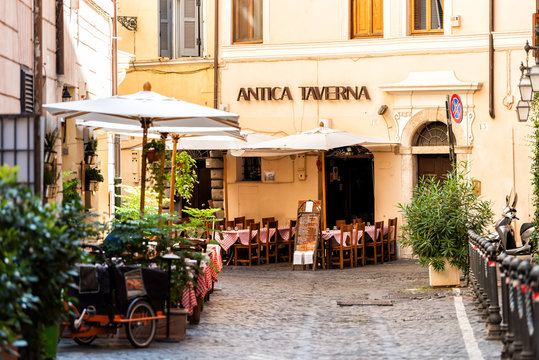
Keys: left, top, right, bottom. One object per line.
{"left": 417, "top": 154, "right": 452, "bottom": 181}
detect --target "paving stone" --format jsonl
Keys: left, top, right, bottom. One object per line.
{"left": 57, "top": 259, "right": 502, "bottom": 359}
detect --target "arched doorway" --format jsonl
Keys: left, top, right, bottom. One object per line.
{"left": 325, "top": 146, "right": 374, "bottom": 228}
{"left": 413, "top": 122, "right": 452, "bottom": 181}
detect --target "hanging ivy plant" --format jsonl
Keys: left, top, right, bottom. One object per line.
{"left": 174, "top": 151, "right": 198, "bottom": 203}
{"left": 529, "top": 96, "right": 539, "bottom": 253}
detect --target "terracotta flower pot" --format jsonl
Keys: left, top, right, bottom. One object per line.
{"left": 146, "top": 149, "right": 163, "bottom": 162}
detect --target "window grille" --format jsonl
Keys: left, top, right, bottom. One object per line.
{"left": 414, "top": 122, "right": 448, "bottom": 146}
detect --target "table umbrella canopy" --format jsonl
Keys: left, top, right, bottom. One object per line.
{"left": 243, "top": 125, "right": 395, "bottom": 229}
{"left": 43, "top": 90, "right": 240, "bottom": 132}
{"left": 247, "top": 126, "right": 394, "bottom": 151}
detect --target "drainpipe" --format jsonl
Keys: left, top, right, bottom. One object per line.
{"left": 213, "top": 0, "right": 219, "bottom": 109}
{"left": 112, "top": 0, "right": 121, "bottom": 210}
{"left": 488, "top": 0, "right": 495, "bottom": 118}
{"left": 34, "top": 0, "right": 43, "bottom": 196}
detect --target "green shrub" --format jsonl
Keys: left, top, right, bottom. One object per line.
{"left": 0, "top": 165, "right": 102, "bottom": 358}
{"left": 398, "top": 162, "right": 493, "bottom": 272}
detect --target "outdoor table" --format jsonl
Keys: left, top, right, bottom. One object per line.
{"left": 215, "top": 226, "right": 295, "bottom": 249}
{"left": 181, "top": 245, "right": 222, "bottom": 316}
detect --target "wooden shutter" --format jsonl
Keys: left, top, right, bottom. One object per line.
{"left": 351, "top": 0, "right": 382, "bottom": 38}
{"left": 372, "top": 0, "right": 383, "bottom": 35}
{"left": 180, "top": 0, "right": 200, "bottom": 56}
{"left": 20, "top": 68, "right": 34, "bottom": 114}
{"left": 159, "top": 0, "right": 172, "bottom": 57}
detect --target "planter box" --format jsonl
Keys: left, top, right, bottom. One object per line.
{"left": 429, "top": 259, "right": 460, "bottom": 287}
{"left": 119, "top": 308, "right": 187, "bottom": 341}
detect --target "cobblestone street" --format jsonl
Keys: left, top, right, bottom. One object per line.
{"left": 58, "top": 259, "right": 502, "bottom": 359}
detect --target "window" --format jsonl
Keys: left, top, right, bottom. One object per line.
{"left": 350, "top": 0, "right": 383, "bottom": 38}
{"left": 232, "top": 0, "right": 263, "bottom": 44}
{"left": 411, "top": 0, "right": 443, "bottom": 34}
{"left": 238, "top": 157, "right": 261, "bottom": 181}
{"left": 0, "top": 115, "right": 38, "bottom": 190}
{"left": 413, "top": 122, "right": 448, "bottom": 146}
{"left": 159, "top": 0, "right": 201, "bottom": 58}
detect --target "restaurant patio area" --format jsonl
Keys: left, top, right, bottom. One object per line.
{"left": 57, "top": 259, "right": 501, "bottom": 359}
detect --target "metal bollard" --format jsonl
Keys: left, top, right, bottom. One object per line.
{"left": 486, "top": 245, "right": 502, "bottom": 340}
{"left": 503, "top": 255, "right": 515, "bottom": 359}
{"left": 498, "top": 252, "right": 510, "bottom": 358}
{"left": 479, "top": 239, "right": 489, "bottom": 320}
{"left": 510, "top": 257, "right": 523, "bottom": 358}
{"left": 517, "top": 260, "right": 534, "bottom": 360}
{"left": 528, "top": 265, "right": 539, "bottom": 360}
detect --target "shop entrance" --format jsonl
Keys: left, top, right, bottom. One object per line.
{"left": 325, "top": 147, "right": 374, "bottom": 228}
{"left": 417, "top": 154, "right": 452, "bottom": 181}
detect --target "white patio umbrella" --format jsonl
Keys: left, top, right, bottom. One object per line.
{"left": 43, "top": 83, "right": 241, "bottom": 214}
{"left": 244, "top": 125, "right": 396, "bottom": 229}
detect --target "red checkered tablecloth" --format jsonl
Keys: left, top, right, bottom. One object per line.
{"left": 215, "top": 231, "right": 240, "bottom": 251}
{"left": 181, "top": 283, "right": 197, "bottom": 316}
{"left": 277, "top": 226, "right": 295, "bottom": 241}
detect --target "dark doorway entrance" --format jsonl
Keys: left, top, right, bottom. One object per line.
{"left": 325, "top": 148, "right": 374, "bottom": 228}
{"left": 187, "top": 159, "right": 212, "bottom": 209}
{"left": 417, "top": 154, "right": 452, "bottom": 181}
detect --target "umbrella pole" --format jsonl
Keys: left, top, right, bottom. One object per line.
{"left": 158, "top": 132, "right": 168, "bottom": 215}
{"left": 321, "top": 151, "right": 327, "bottom": 230}
{"left": 139, "top": 118, "right": 151, "bottom": 216}
{"left": 169, "top": 135, "right": 179, "bottom": 226}
{"left": 223, "top": 152, "right": 229, "bottom": 222}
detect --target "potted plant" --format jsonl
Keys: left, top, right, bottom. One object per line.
{"left": 44, "top": 128, "right": 59, "bottom": 164}
{"left": 85, "top": 166, "right": 104, "bottom": 191}
{"left": 144, "top": 139, "right": 166, "bottom": 163}
{"left": 43, "top": 163, "right": 59, "bottom": 198}
{"left": 398, "top": 162, "right": 493, "bottom": 286}
{"left": 84, "top": 137, "right": 98, "bottom": 164}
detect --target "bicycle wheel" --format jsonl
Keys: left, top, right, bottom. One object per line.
{"left": 73, "top": 335, "right": 96, "bottom": 345}
{"left": 125, "top": 299, "right": 156, "bottom": 348}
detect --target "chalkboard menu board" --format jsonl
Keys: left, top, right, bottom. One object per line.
{"left": 293, "top": 200, "right": 322, "bottom": 269}
{"left": 296, "top": 212, "right": 320, "bottom": 252}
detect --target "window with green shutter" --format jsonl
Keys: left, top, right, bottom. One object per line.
{"left": 159, "top": 0, "right": 201, "bottom": 58}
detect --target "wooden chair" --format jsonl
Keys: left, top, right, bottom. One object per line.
{"left": 225, "top": 220, "right": 235, "bottom": 230}
{"left": 234, "top": 222, "right": 260, "bottom": 267}
{"left": 366, "top": 221, "right": 384, "bottom": 265}
{"left": 354, "top": 222, "right": 366, "bottom": 267}
{"left": 352, "top": 218, "right": 363, "bottom": 226}
{"left": 234, "top": 216, "right": 246, "bottom": 229}
{"left": 330, "top": 224, "right": 354, "bottom": 269}
{"left": 262, "top": 217, "right": 275, "bottom": 226}
{"left": 387, "top": 217, "right": 398, "bottom": 261}
{"left": 260, "top": 220, "right": 278, "bottom": 264}
{"left": 335, "top": 220, "right": 347, "bottom": 229}
{"left": 245, "top": 218, "right": 255, "bottom": 227}
{"left": 277, "top": 219, "right": 296, "bottom": 262}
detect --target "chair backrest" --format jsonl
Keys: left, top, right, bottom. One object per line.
{"left": 355, "top": 222, "right": 365, "bottom": 246}
{"left": 335, "top": 220, "right": 347, "bottom": 229}
{"left": 388, "top": 217, "right": 398, "bottom": 241}
{"left": 234, "top": 216, "right": 246, "bottom": 228}
{"left": 266, "top": 220, "right": 278, "bottom": 242}
{"left": 374, "top": 221, "right": 384, "bottom": 243}
{"left": 339, "top": 224, "right": 354, "bottom": 248}
{"left": 226, "top": 220, "right": 235, "bottom": 230}
{"left": 352, "top": 218, "right": 363, "bottom": 225}
{"left": 288, "top": 219, "right": 297, "bottom": 242}
{"left": 262, "top": 217, "right": 275, "bottom": 226}
{"left": 245, "top": 218, "right": 255, "bottom": 227}
{"left": 249, "top": 222, "right": 260, "bottom": 245}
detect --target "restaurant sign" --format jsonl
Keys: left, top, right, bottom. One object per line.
{"left": 237, "top": 86, "right": 370, "bottom": 101}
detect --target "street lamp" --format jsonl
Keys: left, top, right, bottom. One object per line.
{"left": 517, "top": 100, "right": 531, "bottom": 122}
{"left": 519, "top": 63, "right": 533, "bottom": 101}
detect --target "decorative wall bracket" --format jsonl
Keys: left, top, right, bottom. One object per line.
{"left": 118, "top": 16, "right": 137, "bottom": 31}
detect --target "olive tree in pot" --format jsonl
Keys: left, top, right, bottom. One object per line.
{"left": 398, "top": 162, "right": 493, "bottom": 286}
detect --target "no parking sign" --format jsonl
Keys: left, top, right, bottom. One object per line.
{"left": 450, "top": 94, "right": 463, "bottom": 124}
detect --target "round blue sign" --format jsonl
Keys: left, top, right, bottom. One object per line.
{"left": 450, "top": 94, "right": 463, "bottom": 123}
